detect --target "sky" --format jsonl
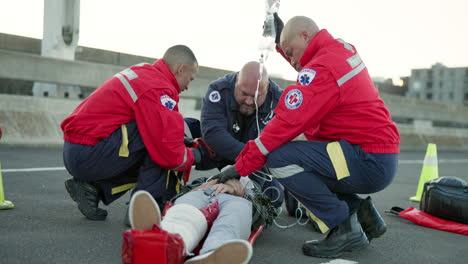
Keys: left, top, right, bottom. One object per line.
{"left": 1, "top": 0, "right": 467, "bottom": 83}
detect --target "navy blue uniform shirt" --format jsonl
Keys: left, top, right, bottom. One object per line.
{"left": 201, "top": 72, "right": 282, "bottom": 167}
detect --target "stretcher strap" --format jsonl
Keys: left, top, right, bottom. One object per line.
{"left": 111, "top": 183, "right": 137, "bottom": 195}
{"left": 119, "top": 124, "right": 130, "bottom": 157}
{"left": 326, "top": 142, "right": 350, "bottom": 180}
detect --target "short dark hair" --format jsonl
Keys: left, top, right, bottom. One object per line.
{"left": 163, "top": 45, "right": 198, "bottom": 68}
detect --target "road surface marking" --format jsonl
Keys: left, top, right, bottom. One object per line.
{"left": 2, "top": 167, "right": 66, "bottom": 172}
{"left": 399, "top": 159, "right": 468, "bottom": 164}
{"left": 319, "top": 260, "right": 357, "bottom": 264}
{"left": 1, "top": 158, "right": 467, "bottom": 172}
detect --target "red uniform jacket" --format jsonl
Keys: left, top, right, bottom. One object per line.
{"left": 61, "top": 59, "right": 194, "bottom": 171}
{"left": 235, "top": 29, "right": 400, "bottom": 176}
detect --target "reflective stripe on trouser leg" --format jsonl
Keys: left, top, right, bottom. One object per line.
{"left": 273, "top": 171, "right": 351, "bottom": 233}
{"left": 119, "top": 124, "right": 130, "bottom": 157}
{"left": 269, "top": 165, "right": 331, "bottom": 233}
{"left": 287, "top": 191, "right": 330, "bottom": 233}
{"left": 326, "top": 142, "right": 350, "bottom": 180}
{"left": 166, "top": 171, "right": 182, "bottom": 194}
{"left": 111, "top": 183, "right": 137, "bottom": 195}
{"left": 115, "top": 123, "right": 139, "bottom": 201}
{"left": 265, "top": 141, "right": 352, "bottom": 232}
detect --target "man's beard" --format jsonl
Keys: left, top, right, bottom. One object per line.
{"left": 239, "top": 105, "right": 255, "bottom": 116}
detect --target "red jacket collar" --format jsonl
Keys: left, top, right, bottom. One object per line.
{"left": 153, "top": 59, "right": 181, "bottom": 93}
{"left": 300, "top": 29, "right": 335, "bottom": 67}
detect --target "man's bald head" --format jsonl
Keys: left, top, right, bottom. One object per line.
{"left": 280, "top": 16, "right": 320, "bottom": 46}
{"left": 238, "top": 61, "right": 268, "bottom": 87}
{"left": 235, "top": 61, "right": 270, "bottom": 116}
{"left": 279, "top": 16, "right": 320, "bottom": 71}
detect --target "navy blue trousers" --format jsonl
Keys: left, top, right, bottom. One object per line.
{"left": 63, "top": 121, "right": 171, "bottom": 205}
{"left": 266, "top": 140, "right": 398, "bottom": 232}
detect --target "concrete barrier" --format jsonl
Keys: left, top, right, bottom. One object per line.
{"left": 398, "top": 124, "right": 468, "bottom": 151}
{"left": 382, "top": 93, "right": 468, "bottom": 128}
{"left": 1, "top": 37, "right": 467, "bottom": 150}
{"left": 2, "top": 94, "right": 468, "bottom": 150}
{"left": 0, "top": 94, "right": 78, "bottom": 146}
{"left": 0, "top": 94, "right": 199, "bottom": 147}
{"left": 0, "top": 49, "right": 125, "bottom": 88}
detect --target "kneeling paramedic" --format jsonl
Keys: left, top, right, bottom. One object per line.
{"left": 61, "top": 45, "right": 203, "bottom": 221}
{"left": 217, "top": 16, "right": 400, "bottom": 258}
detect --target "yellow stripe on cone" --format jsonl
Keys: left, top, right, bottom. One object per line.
{"left": 409, "top": 143, "right": 439, "bottom": 202}
{"left": 0, "top": 161, "right": 15, "bottom": 210}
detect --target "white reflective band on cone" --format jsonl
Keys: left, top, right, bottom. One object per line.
{"left": 423, "top": 155, "right": 438, "bottom": 166}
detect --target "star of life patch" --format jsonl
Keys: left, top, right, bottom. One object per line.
{"left": 284, "top": 89, "right": 303, "bottom": 110}
{"left": 160, "top": 95, "right": 176, "bottom": 110}
{"left": 209, "top": 90, "right": 221, "bottom": 103}
{"left": 298, "top": 68, "right": 316, "bottom": 86}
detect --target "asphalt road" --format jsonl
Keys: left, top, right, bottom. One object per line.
{"left": 0, "top": 146, "right": 467, "bottom": 264}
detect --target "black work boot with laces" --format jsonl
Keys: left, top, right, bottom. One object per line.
{"left": 302, "top": 212, "right": 369, "bottom": 258}
{"left": 357, "top": 196, "right": 387, "bottom": 241}
{"left": 65, "top": 178, "right": 108, "bottom": 220}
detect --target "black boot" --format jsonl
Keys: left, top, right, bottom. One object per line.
{"left": 302, "top": 212, "right": 369, "bottom": 258}
{"left": 357, "top": 196, "right": 387, "bottom": 241}
{"left": 65, "top": 178, "right": 108, "bottom": 220}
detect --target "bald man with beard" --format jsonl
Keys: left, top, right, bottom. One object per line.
{"left": 199, "top": 61, "right": 284, "bottom": 207}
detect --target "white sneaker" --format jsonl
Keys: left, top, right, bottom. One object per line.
{"left": 128, "top": 190, "right": 161, "bottom": 230}
{"left": 184, "top": 239, "right": 253, "bottom": 264}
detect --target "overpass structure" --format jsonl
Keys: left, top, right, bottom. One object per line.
{"left": 0, "top": 36, "right": 468, "bottom": 150}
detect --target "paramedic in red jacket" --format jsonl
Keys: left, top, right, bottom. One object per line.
{"left": 61, "top": 45, "right": 201, "bottom": 221}
{"left": 220, "top": 16, "right": 400, "bottom": 258}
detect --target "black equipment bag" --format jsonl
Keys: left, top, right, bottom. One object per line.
{"left": 420, "top": 176, "right": 468, "bottom": 224}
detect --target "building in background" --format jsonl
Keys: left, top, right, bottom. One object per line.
{"left": 406, "top": 63, "right": 468, "bottom": 106}
{"left": 372, "top": 77, "right": 408, "bottom": 96}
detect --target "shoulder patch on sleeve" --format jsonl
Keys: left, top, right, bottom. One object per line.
{"left": 160, "top": 94, "right": 177, "bottom": 110}
{"left": 284, "top": 89, "right": 303, "bottom": 110}
{"left": 208, "top": 90, "right": 221, "bottom": 103}
{"left": 297, "top": 68, "right": 317, "bottom": 86}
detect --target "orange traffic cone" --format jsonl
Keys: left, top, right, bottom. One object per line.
{"left": 409, "top": 143, "right": 439, "bottom": 202}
